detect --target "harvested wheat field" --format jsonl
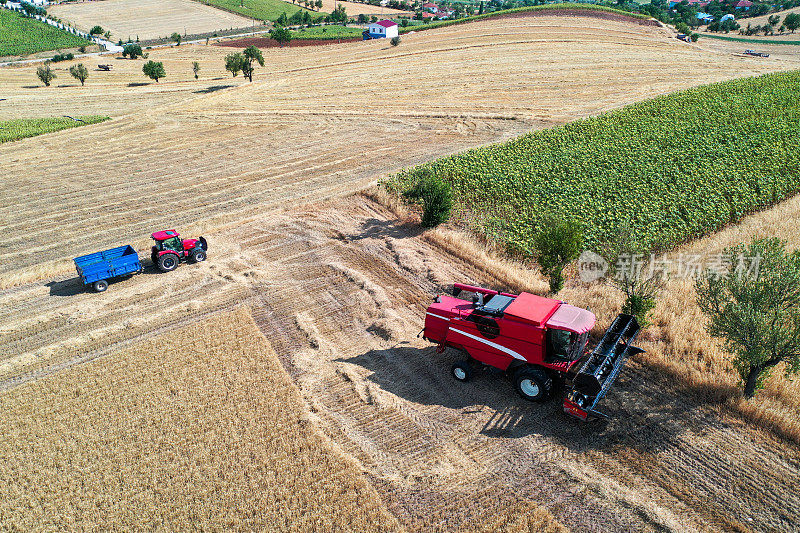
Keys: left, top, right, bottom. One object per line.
{"left": 0, "top": 307, "right": 402, "bottom": 531}
{"left": 1, "top": 193, "right": 798, "bottom": 531}
{"left": 3, "top": 10, "right": 800, "bottom": 531}
{"left": 2, "top": 12, "right": 799, "bottom": 289}
{"left": 316, "top": 0, "right": 411, "bottom": 16}
{"left": 48, "top": 0, "right": 259, "bottom": 42}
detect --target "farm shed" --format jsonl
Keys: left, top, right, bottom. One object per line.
{"left": 720, "top": 13, "right": 735, "bottom": 22}
{"left": 364, "top": 20, "right": 398, "bottom": 39}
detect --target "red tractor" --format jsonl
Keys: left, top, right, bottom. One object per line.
{"left": 422, "top": 283, "right": 643, "bottom": 421}
{"left": 150, "top": 230, "right": 208, "bottom": 273}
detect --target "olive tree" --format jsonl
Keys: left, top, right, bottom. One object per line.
{"left": 69, "top": 63, "right": 89, "bottom": 86}
{"left": 785, "top": 13, "right": 800, "bottom": 33}
{"left": 242, "top": 45, "right": 264, "bottom": 82}
{"left": 599, "top": 228, "right": 664, "bottom": 327}
{"left": 192, "top": 60, "right": 200, "bottom": 79}
{"left": 225, "top": 52, "right": 245, "bottom": 77}
{"left": 696, "top": 238, "right": 800, "bottom": 398}
{"left": 142, "top": 60, "right": 166, "bottom": 82}
{"left": 402, "top": 169, "right": 453, "bottom": 228}
{"left": 122, "top": 43, "right": 144, "bottom": 59}
{"left": 36, "top": 64, "right": 56, "bottom": 87}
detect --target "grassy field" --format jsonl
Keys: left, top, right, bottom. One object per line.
{"left": 198, "top": 0, "right": 315, "bottom": 22}
{"left": 701, "top": 32, "right": 800, "bottom": 45}
{"left": 387, "top": 70, "right": 800, "bottom": 254}
{"left": 0, "top": 308, "right": 401, "bottom": 531}
{"left": 0, "top": 10, "right": 92, "bottom": 57}
{"left": 49, "top": 0, "right": 257, "bottom": 42}
{"left": 0, "top": 116, "right": 109, "bottom": 144}
{"left": 292, "top": 24, "right": 364, "bottom": 38}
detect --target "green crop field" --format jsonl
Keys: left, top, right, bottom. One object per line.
{"left": 386, "top": 71, "right": 800, "bottom": 255}
{"left": 700, "top": 33, "right": 800, "bottom": 46}
{"left": 197, "top": 0, "right": 315, "bottom": 22}
{"left": 291, "top": 25, "right": 363, "bottom": 39}
{"left": 0, "top": 116, "right": 109, "bottom": 144}
{"left": 0, "top": 10, "right": 92, "bottom": 57}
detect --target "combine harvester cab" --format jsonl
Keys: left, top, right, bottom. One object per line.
{"left": 422, "top": 283, "right": 643, "bottom": 421}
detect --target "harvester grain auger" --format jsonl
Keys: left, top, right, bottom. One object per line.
{"left": 421, "top": 283, "right": 643, "bottom": 421}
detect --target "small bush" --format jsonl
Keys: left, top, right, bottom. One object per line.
{"left": 532, "top": 217, "right": 584, "bottom": 294}
{"left": 390, "top": 36, "right": 400, "bottom": 46}
{"left": 403, "top": 170, "right": 452, "bottom": 228}
{"left": 51, "top": 52, "right": 74, "bottom": 62}
{"left": 122, "top": 43, "right": 143, "bottom": 59}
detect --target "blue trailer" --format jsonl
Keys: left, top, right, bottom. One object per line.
{"left": 73, "top": 245, "right": 142, "bottom": 292}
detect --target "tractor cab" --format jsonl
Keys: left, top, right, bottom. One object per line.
{"left": 151, "top": 230, "right": 184, "bottom": 252}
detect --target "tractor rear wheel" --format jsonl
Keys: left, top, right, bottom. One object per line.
{"left": 157, "top": 254, "right": 179, "bottom": 273}
{"left": 513, "top": 367, "right": 551, "bottom": 402}
{"left": 93, "top": 280, "right": 108, "bottom": 292}
{"left": 451, "top": 360, "right": 473, "bottom": 382}
{"left": 191, "top": 249, "right": 206, "bottom": 263}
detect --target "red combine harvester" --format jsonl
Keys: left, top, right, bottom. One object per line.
{"left": 150, "top": 230, "right": 208, "bottom": 272}
{"left": 422, "top": 283, "right": 643, "bottom": 420}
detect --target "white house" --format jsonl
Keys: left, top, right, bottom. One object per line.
{"left": 366, "top": 20, "right": 399, "bottom": 39}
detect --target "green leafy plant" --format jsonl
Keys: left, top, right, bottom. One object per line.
{"left": 696, "top": 239, "right": 800, "bottom": 398}
{"left": 69, "top": 63, "right": 89, "bottom": 85}
{"left": 122, "top": 43, "right": 143, "bottom": 59}
{"left": 403, "top": 170, "right": 453, "bottom": 228}
{"left": 142, "top": 60, "right": 166, "bottom": 82}
{"left": 532, "top": 217, "right": 583, "bottom": 294}
{"left": 36, "top": 63, "right": 56, "bottom": 86}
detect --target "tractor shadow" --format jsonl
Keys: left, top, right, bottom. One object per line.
{"left": 341, "top": 344, "right": 726, "bottom": 454}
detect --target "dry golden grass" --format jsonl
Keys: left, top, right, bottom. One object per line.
{"left": 49, "top": 0, "right": 259, "bottom": 41}
{"left": 0, "top": 307, "right": 401, "bottom": 531}
{"left": 1, "top": 13, "right": 798, "bottom": 289}
{"left": 316, "top": 0, "right": 411, "bottom": 16}
{"left": 1, "top": 193, "right": 796, "bottom": 531}
{"left": 376, "top": 182, "right": 800, "bottom": 444}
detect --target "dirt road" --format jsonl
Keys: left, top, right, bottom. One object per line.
{"left": 1, "top": 194, "right": 797, "bottom": 531}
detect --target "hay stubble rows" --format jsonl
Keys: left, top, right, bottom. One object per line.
{"left": 1, "top": 15, "right": 796, "bottom": 288}
{"left": 2, "top": 13, "right": 800, "bottom": 531}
